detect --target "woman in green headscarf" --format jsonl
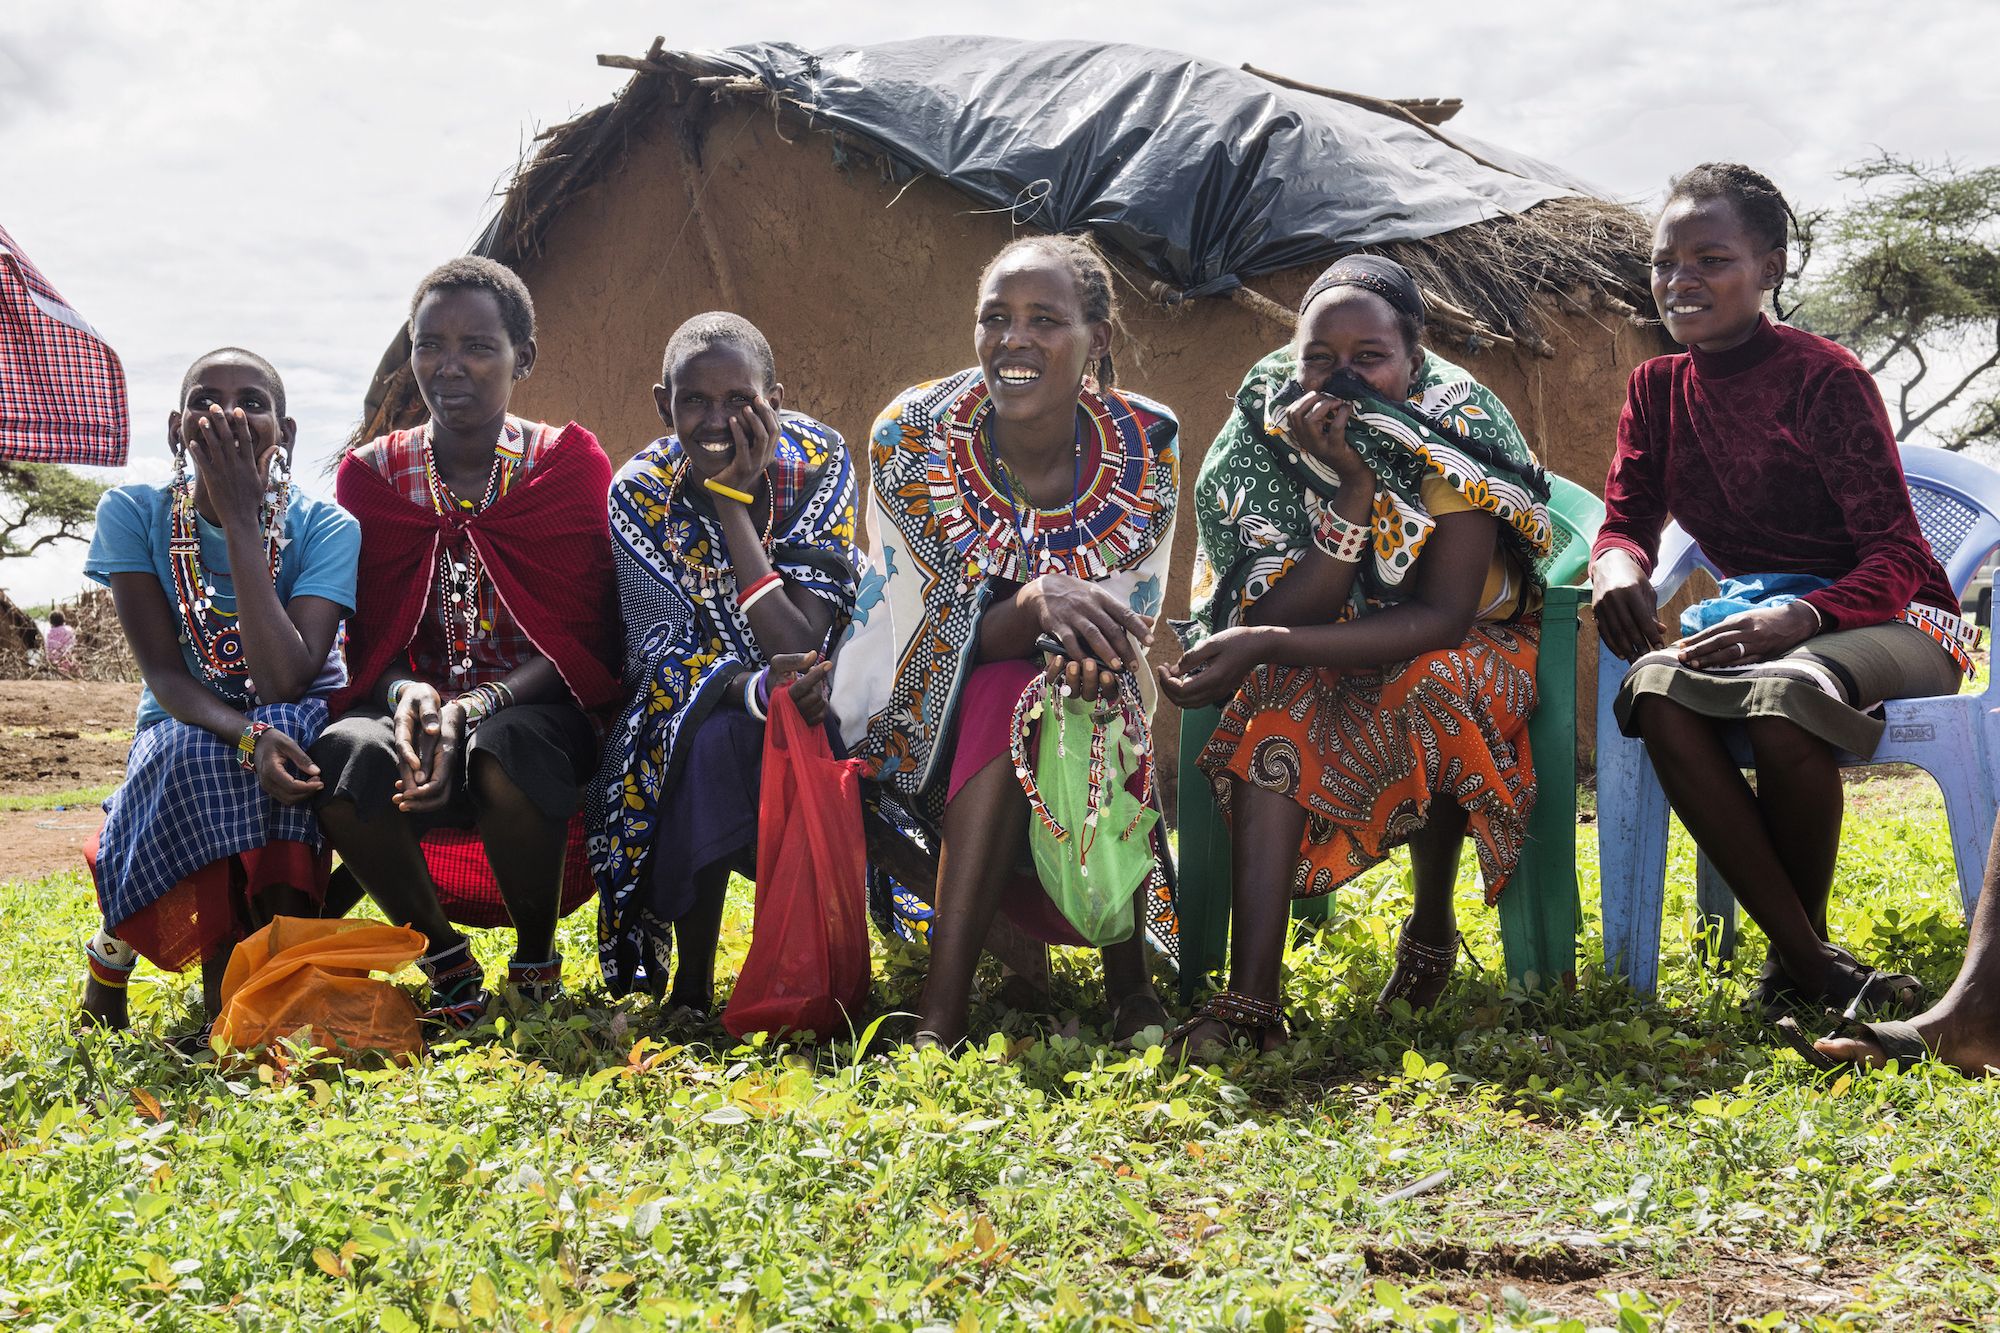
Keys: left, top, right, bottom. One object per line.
{"left": 1159, "top": 256, "right": 1553, "bottom": 1058}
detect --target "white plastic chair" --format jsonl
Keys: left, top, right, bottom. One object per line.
{"left": 1595, "top": 446, "right": 2000, "bottom": 994}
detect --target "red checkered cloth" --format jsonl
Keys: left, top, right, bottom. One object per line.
{"left": 0, "top": 223, "right": 128, "bottom": 466}
{"left": 420, "top": 815, "right": 595, "bottom": 929}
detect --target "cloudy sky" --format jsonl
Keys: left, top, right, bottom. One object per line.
{"left": 5, "top": 0, "right": 1998, "bottom": 604}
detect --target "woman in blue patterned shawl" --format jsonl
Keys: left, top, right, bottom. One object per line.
{"left": 587, "top": 314, "right": 859, "bottom": 1007}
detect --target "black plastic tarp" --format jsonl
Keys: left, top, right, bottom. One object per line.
{"left": 686, "top": 38, "right": 1577, "bottom": 299}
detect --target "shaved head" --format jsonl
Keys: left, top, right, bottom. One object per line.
{"left": 180, "top": 347, "right": 287, "bottom": 417}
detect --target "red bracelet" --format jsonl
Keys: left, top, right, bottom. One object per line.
{"left": 738, "top": 571, "right": 782, "bottom": 610}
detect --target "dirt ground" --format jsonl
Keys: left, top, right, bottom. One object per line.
{"left": 0, "top": 679, "right": 139, "bottom": 883}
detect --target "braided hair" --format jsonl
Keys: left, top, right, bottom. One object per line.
{"left": 978, "top": 233, "right": 1121, "bottom": 388}
{"left": 1664, "top": 162, "right": 1801, "bottom": 318}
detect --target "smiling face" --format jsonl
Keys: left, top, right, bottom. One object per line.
{"left": 1650, "top": 196, "right": 1785, "bottom": 352}
{"left": 1294, "top": 287, "right": 1425, "bottom": 400}
{"left": 169, "top": 358, "right": 295, "bottom": 477}
{"left": 410, "top": 286, "right": 535, "bottom": 435}
{"left": 973, "top": 253, "right": 1110, "bottom": 424}
{"left": 655, "top": 344, "right": 782, "bottom": 481}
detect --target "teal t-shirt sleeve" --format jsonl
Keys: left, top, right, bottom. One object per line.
{"left": 284, "top": 501, "right": 361, "bottom": 613}
{"left": 82, "top": 486, "right": 160, "bottom": 585}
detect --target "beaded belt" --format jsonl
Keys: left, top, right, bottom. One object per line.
{"left": 1899, "top": 602, "right": 1981, "bottom": 675}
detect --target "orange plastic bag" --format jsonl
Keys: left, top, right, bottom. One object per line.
{"left": 212, "top": 916, "right": 427, "bottom": 1058}
{"left": 721, "top": 689, "right": 871, "bottom": 1041}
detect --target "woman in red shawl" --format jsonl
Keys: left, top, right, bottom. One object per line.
{"left": 312, "top": 258, "right": 618, "bottom": 1029}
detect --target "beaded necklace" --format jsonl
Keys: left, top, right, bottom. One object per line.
{"left": 167, "top": 455, "right": 288, "bottom": 698}
{"left": 979, "top": 418, "right": 1082, "bottom": 580}
{"left": 662, "top": 454, "right": 776, "bottom": 606}
{"left": 1008, "top": 668, "right": 1154, "bottom": 877}
{"left": 420, "top": 419, "right": 523, "bottom": 689}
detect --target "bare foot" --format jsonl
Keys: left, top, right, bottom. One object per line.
{"left": 78, "top": 972, "right": 129, "bottom": 1031}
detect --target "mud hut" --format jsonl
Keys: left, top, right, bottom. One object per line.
{"left": 357, "top": 37, "right": 1670, "bottom": 783}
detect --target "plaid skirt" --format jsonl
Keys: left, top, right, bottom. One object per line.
{"left": 94, "top": 701, "right": 330, "bottom": 951}
{"left": 1198, "top": 620, "right": 1540, "bottom": 904}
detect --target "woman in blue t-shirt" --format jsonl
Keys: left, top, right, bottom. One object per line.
{"left": 79, "top": 348, "right": 360, "bottom": 1049}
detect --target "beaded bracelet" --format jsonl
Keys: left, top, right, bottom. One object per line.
{"left": 385, "top": 679, "right": 419, "bottom": 710}
{"left": 703, "top": 477, "right": 757, "bottom": 505}
{"left": 237, "top": 721, "right": 273, "bottom": 771}
{"left": 452, "top": 681, "right": 514, "bottom": 730}
{"left": 1307, "top": 498, "right": 1370, "bottom": 563}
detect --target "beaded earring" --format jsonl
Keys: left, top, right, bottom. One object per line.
{"left": 168, "top": 427, "right": 197, "bottom": 565}
{"left": 263, "top": 447, "right": 292, "bottom": 552}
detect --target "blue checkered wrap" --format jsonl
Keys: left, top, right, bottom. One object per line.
{"left": 94, "top": 700, "right": 329, "bottom": 931}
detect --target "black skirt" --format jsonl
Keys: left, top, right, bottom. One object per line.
{"left": 311, "top": 702, "right": 597, "bottom": 831}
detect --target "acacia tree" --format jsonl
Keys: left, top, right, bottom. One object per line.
{"left": 0, "top": 459, "right": 107, "bottom": 564}
{"left": 1792, "top": 153, "right": 2000, "bottom": 450}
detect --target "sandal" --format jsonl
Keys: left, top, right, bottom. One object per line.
{"left": 165, "top": 1021, "right": 216, "bottom": 1059}
{"left": 1744, "top": 955, "right": 1813, "bottom": 1019}
{"left": 1775, "top": 1013, "right": 1933, "bottom": 1073}
{"left": 1164, "top": 990, "right": 1288, "bottom": 1063}
{"left": 1108, "top": 990, "right": 1170, "bottom": 1046}
{"left": 419, "top": 940, "right": 489, "bottom": 1033}
{"left": 1375, "top": 920, "right": 1468, "bottom": 1017}
{"left": 1814, "top": 945, "right": 1924, "bottom": 1019}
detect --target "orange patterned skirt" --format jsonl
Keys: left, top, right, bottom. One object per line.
{"left": 1197, "top": 620, "right": 1540, "bottom": 904}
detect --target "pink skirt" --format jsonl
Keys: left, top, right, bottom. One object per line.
{"left": 945, "top": 660, "right": 1091, "bottom": 947}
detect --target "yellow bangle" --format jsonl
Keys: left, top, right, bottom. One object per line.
{"left": 703, "top": 477, "right": 756, "bottom": 506}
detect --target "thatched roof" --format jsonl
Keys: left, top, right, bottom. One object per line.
{"left": 359, "top": 38, "right": 1654, "bottom": 442}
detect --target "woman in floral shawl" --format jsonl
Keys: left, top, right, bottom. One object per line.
{"left": 1161, "top": 255, "right": 1553, "bottom": 1057}
{"left": 830, "top": 235, "right": 1180, "bottom": 1049}
{"left": 589, "top": 314, "right": 859, "bottom": 1009}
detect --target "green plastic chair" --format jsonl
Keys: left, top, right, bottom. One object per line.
{"left": 1174, "top": 473, "right": 1605, "bottom": 1003}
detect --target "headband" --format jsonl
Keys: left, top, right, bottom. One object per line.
{"left": 1299, "top": 255, "right": 1425, "bottom": 323}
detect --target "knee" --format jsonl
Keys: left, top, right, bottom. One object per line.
{"left": 467, "top": 749, "right": 518, "bottom": 807}
{"left": 318, "top": 795, "right": 358, "bottom": 828}
{"left": 1746, "top": 717, "right": 1829, "bottom": 768}
{"left": 1632, "top": 696, "right": 1704, "bottom": 750}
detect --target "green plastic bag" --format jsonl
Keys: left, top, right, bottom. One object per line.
{"left": 1018, "top": 686, "right": 1161, "bottom": 946}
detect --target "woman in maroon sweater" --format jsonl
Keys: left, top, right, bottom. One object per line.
{"left": 1593, "top": 164, "right": 1972, "bottom": 1018}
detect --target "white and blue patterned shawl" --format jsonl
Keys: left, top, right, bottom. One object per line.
{"left": 587, "top": 414, "right": 859, "bottom": 994}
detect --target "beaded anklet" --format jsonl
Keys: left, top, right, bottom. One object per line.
{"left": 507, "top": 955, "right": 565, "bottom": 1005}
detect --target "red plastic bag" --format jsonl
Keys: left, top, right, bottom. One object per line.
{"left": 722, "top": 688, "right": 871, "bottom": 1040}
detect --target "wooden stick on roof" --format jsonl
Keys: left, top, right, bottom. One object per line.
{"left": 1241, "top": 64, "right": 1516, "bottom": 179}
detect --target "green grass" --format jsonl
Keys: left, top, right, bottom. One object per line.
{"left": 0, "top": 783, "right": 117, "bottom": 813}
{"left": 4, "top": 791, "right": 1998, "bottom": 1330}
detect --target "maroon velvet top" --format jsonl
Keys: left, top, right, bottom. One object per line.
{"left": 1594, "top": 316, "right": 1957, "bottom": 630}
